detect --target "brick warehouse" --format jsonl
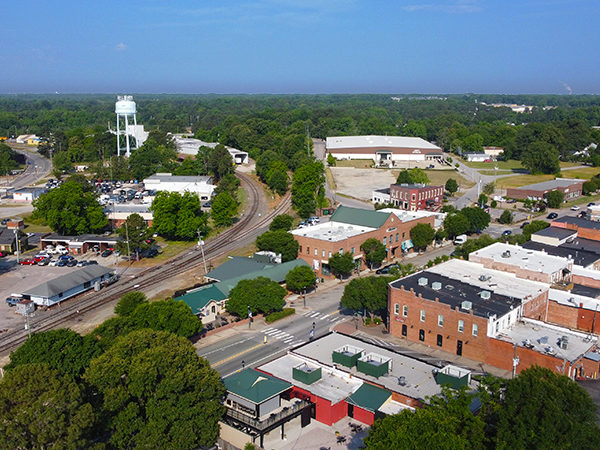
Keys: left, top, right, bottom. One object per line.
{"left": 505, "top": 178, "right": 584, "bottom": 201}
{"left": 552, "top": 216, "right": 600, "bottom": 242}
{"left": 389, "top": 183, "right": 444, "bottom": 211}
{"left": 387, "top": 259, "right": 600, "bottom": 378}
{"left": 291, "top": 206, "right": 435, "bottom": 277}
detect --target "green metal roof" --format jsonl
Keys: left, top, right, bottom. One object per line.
{"left": 205, "top": 257, "right": 268, "bottom": 282}
{"left": 346, "top": 382, "right": 392, "bottom": 412}
{"left": 175, "top": 284, "right": 228, "bottom": 314}
{"left": 224, "top": 369, "right": 292, "bottom": 404}
{"left": 330, "top": 205, "right": 390, "bottom": 229}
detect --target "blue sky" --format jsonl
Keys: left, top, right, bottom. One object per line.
{"left": 1, "top": 0, "right": 598, "bottom": 94}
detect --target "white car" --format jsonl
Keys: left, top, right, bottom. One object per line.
{"left": 571, "top": 205, "right": 580, "bottom": 211}
{"left": 48, "top": 259, "right": 59, "bottom": 266}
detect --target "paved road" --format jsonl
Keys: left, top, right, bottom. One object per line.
{"left": 8, "top": 144, "right": 52, "bottom": 189}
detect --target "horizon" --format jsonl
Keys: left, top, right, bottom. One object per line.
{"left": 1, "top": 1, "right": 599, "bottom": 94}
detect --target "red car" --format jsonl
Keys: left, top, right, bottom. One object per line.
{"left": 33, "top": 255, "right": 47, "bottom": 262}
{"left": 19, "top": 259, "right": 36, "bottom": 265}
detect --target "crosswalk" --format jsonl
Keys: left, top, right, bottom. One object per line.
{"left": 299, "top": 309, "right": 347, "bottom": 324}
{"left": 262, "top": 328, "right": 305, "bottom": 347}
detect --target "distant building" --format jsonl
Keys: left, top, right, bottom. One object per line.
{"left": 463, "top": 153, "right": 489, "bottom": 162}
{"left": 326, "top": 135, "right": 442, "bottom": 167}
{"left": 483, "top": 146, "right": 504, "bottom": 157}
{"left": 105, "top": 204, "right": 153, "bottom": 227}
{"left": 529, "top": 226, "right": 577, "bottom": 247}
{"left": 506, "top": 178, "right": 584, "bottom": 201}
{"left": 552, "top": 216, "right": 600, "bottom": 242}
{"left": 372, "top": 188, "right": 391, "bottom": 204}
{"left": 143, "top": 173, "right": 216, "bottom": 201}
{"left": 40, "top": 234, "right": 118, "bottom": 255}
{"left": 16, "top": 134, "right": 41, "bottom": 145}
{"left": 0, "top": 228, "right": 27, "bottom": 253}
{"left": 388, "top": 184, "right": 443, "bottom": 211}
{"left": 11, "top": 187, "right": 47, "bottom": 202}
{"left": 172, "top": 135, "right": 249, "bottom": 164}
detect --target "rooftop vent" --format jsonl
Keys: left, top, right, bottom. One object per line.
{"left": 479, "top": 274, "right": 491, "bottom": 282}
{"left": 398, "top": 376, "right": 407, "bottom": 386}
{"left": 461, "top": 300, "right": 473, "bottom": 311}
{"left": 431, "top": 281, "right": 442, "bottom": 291}
{"left": 480, "top": 290, "right": 491, "bottom": 300}
{"left": 418, "top": 277, "right": 428, "bottom": 286}
{"left": 501, "top": 250, "right": 511, "bottom": 258}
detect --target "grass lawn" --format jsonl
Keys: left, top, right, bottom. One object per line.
{"left": 423, "top": 170, "right": 475, "bottom": 190}
{"left": 325, "top": 167, "right": 337, "bottom": 190}
{"left": 335, "top": 159, "right": 374, "bottom": 168}
{"left": 497, "top": 167, "right": 600, "bottom": 189}
{"left": 463, "top": 159, "right": 524, "bottom": 170}
{"left": 21, "top": 212, "right": 53, "bottom": 233}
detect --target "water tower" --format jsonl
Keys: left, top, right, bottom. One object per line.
{"left": 115, "top": 95, "right": 138, "bottom": 157}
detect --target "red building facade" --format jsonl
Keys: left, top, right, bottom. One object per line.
{"left": 389, "top": 184, "right": 443, "bottom": 211}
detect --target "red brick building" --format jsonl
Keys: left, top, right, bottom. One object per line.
{"left": 551, "top": 216, "right": 600, "bottom": 242}
{"left": 389, "top": 184, "right": 444, "bottom": 211}
{"left": 388, "top": 259, "right": 599, "bottom": 378}
{"left": 291, "top": 206, "right": 434, "bottom": 277}
{"left": 506, "top": 178, "right": 584, "bottom": 201}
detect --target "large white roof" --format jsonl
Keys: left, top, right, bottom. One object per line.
{"left": 548, "top": 288, "right": 600, "bottom": 311}
{"left": 290, "top": 221, "right": 376, "bottom": 242}
{"left": 326, "top": 135, "right": 441, "bottom": 151}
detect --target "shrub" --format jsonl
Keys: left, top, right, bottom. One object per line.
{"left": 265, "top": 308, "right": 295, "bottom": 324}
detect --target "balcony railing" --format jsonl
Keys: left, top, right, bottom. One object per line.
{"left": 225, "top": 399, "right": 312, "bottom": 431}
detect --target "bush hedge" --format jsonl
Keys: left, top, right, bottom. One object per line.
{"left": 265, "top": 308, "right": 295, "bottom": 324}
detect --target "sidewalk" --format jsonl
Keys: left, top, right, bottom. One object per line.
{"left": 333, "top": 320, "right": 513, "bottom": 379}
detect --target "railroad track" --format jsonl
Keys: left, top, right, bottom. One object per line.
{"left": 0, "top": 172, "right": 292, "bottom": 354}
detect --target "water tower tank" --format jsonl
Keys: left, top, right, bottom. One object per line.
{"left": 115, "top": 95, "right": 137, "bottom": 114}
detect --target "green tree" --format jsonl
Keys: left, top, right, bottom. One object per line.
{"left": 443, "top": 213, "right": 470, "bottom": 238}
{"left": 151, "top": 191, "right": 208, "bottom": 240}
{"left": 33, "top": 180, "right": 108, "bottom": 235}
{"left": 459, "top": 207, "right": 491, "bottom": 233}
{"left": 266, "top": 161, "right": 289, "bottom": 195}
{"left": 285, "top": 265, "right": 317, "bottom": 294}
{"left": 546, "top": 189, "right": 565, "bottom": 208}
{"left": 292, "top": 161, "right": 325, "bottom": 218}
{"left": 128, "top": 138, "right": 177, "bottom": 180}
{"left": 84, "top": 330, "right": 225, "bottom": 449}
{"left": 341, "top": 276, "right": 390, "bottom": 318}
{"left": 454, "top": 234, "right": 497, "bottom": 260}
{"left": 327, "top": 153, "right": 336, "bottom": 166}
{"left": 522, "top": 141, "right": 561, "bottom": 174}
{"left": 483, "top": 182, "right": 496, "bottom": 196}
{"left": 462, "top": 133, "right": 484, "bottom": 153}
{"left": 52, "top": 150, "right": 73, "bottom": 175}
{"left": 328, "top": 251, "right": 355, "bottom": 279}
{"left": 269, "top": 214, "right": 294, "bottom": 231}
{"left": 226, "top": 276, "right": 287, "bottom": 317}
{"left": 396, "top": 170, "right": 412, "bottom": 184}
{"left": 522, "top": 220, "right": 550, "bottom": 239}
{"left": 583, "top": 180, "right": 597, "bottom": 195}
{"left": 360, "top": 238, "right": 386, "bottom": 269}
{"left": 0, "top": 142, "right": 19, "bottom": 175}
{"left": 491, "top": 367, "right": 600, "bottom": 449}
{"left": 365, "top": 387, "right": 486, "bottom": 450}
{"left": 445, "top": 178, "right": 459, "bottom": 195}
{"left": 410, "top": 223, "right": 436, "bottom": 251}
{"left": 127, "top": 299, "right": 203, "bottom": 337}
{"left": 114, "top": 291, "right": 148, "bottom": 316}
{"left": 6, "top": 329, "right": 101, "bottom": 378}
{"left": 211, "top": 191, "right": 238, "bottom": 227}
{"left": 116, "top": 213, "right": 151, "bottom": 258}
{"left": 214, "top": 172, "right": 240, "bottom": 198}
{"left": 0, "top": 364, "right": 97, "bottom": 449}
{"left": 408, "top": 167, "right": 429, "bottom": 185}
{"left": 478, "top": 193, "right": 488, "bottom": 206}
{"left": 208, "top": 143, "right": 233, "bottom": 181}
{"left": 498, "top": 209, "right": 513, "bottom": 224}
{"left": 256, "top": 230, "right": 299, "bottom": 262}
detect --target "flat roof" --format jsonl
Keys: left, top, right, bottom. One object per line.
{"left": 469, "top": 242, "right": 570, "bottom": 275}
{"left": 22, "top": 266, "right": 113, "bottom": 298}
{"left": 497, "top": 318, "right": 597, "bottom": 363}
{"left": 330, "top": 205, "right": 391, "bottom": 228}
{"left": 553, "top": 216, "right": 600, "bottom": 231}
{"left": 514, "top": 178, "right": 585, "bottom": 191}
{"left": 571, "top": 283, "right": 600, "bottom": 299}
{"left": 562, "top": 237, "right": 600, "bottom": 256}
{"left": 326, "top": 136, "right": 441, "bottom": 151}
{"left": 290, "top": 222, "right": 376, "bottom": 242}
{"left": 40, "top": 233, "right": 119, "bottom": 244}
{"left": 531, "top": 227, "right": 577, "bottom": 240}
{"left": 291, "top": 333, "right": 471, "bottom": 402}
{"left": 424, "top": 259, "right": 548, "bottom": 301}
{"left": 223, "top": 368, "right": 292, "bottom": 405}
{"left": 378, "top": 208, "right": 444, "bottom": 223}
{"left": 548, "top": 288, "right": 600, "bottom": 311}
{"left": 521, "top": 241, "right": 599, "bottom": 268}
{"left": 144, "top": 173, "right": 212, "bottom": 184}
{"left": 259, "top": 353, "right": 363, "bottom": 404}
{"left": 105, "top": 204, "right": 151, "bottom": 213}
{"left": 573, "top": 265, "right": 600, "bottom": 282}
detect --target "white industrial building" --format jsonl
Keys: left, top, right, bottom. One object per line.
{"left": 143, "top": 173, "right": 216, "bottom": 201}
{"left": 172, "top": 135, "right": 249, "bottom": 164}
{"left": 326, "top": 135, "right": 442, "bottom": 167}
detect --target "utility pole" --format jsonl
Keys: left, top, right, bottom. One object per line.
{"left": 125, "top": 221, "right": 131, "bottom": 263}
{"left": 13, "top": 228, "right": 20, "bottom": 263}
{"left": 197, "top": 230, "right": 208, "bottom": 274}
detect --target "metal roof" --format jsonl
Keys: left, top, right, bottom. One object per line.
{"left": 326, "top": 136, "right": 441, "bottom": 151}
{"left": 554, "top": 216, "right": 600, "bottom": 231}
{"left": 22, "top": 266, "right": 113, "bottom": 298}
{"left": 223, "top": 368, "right": 292, "bottom": 404}
{"left": 329, "top": 205, "right": 390, "bottom": 228}
{"left": 175, "top": 284, "right": 228, "bottom": 313}
{"left": 144, "top": 174, "right": 212, "bottom": 184}
{"left": 514, "top": 178, "right": 584, "bottom": 191}
{"left": 531, "top": 226, "right": 576, "bottom": 240}
{"left": 205, "top": 256, "right": 268, "bottom": 282}
{"left": 346, "top": 382, "right": 392, "bottom": 412}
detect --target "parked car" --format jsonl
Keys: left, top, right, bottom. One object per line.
{"left": 101, "top": 249, "right": 113, "bottom": 257}
{"left": 57, "top": 260, "right": 67, "bottom": 267}
{"left": 5, "top": 297, "right": 22, "bottom": 307}
{"left": 86, "top": 260, "right": 98, "bottom": 265}
{"left": 19, "top": 259, "right": 36, "bottom": 265}
{"left": 0, "top": 251, "right": 5, "bottom": 257}
{"left": 578, "top": 211, "right": 588, "bottom": 219}
{"left": 571, "top": 205, "right": 580, "bottom": 211}
{"left": 76, "top": 260, "right": 87, "bottom": 267}
{"left": 48, "top": 259, "right": 59, "bottom": 266}
{"left": 59, "top": 254, "right": 73, "bottom": 261}
{"left": 33, "top": 255, "right": 48, "bottom": 262}
{"left": 588, "top": 202, "right": 595, "bottom": 207}
{"left": 37, "top": 258, "right": 51, "bottom": 266}
{"left": 547, "top": 212, "right": 558, "bottom": 219}
{"left": 298, "top": 221, "right": 307, "bottom": 228}
{"left": 376, "top": 263, "right": 399, "bottom": 274}
{"left": 502, "top": 230, "right": 512, "bottom": 236}
{"left": 520, "top": 222, "right": 530, "bottom": 229}
{"left": 66, "top": 259, "right": 77, "bottom": 267}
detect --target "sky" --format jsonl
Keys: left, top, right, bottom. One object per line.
{"left": 1, "top": 0, "right": 598, "bottom": 94}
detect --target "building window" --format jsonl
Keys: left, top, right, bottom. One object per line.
{"left": 402, "top": 305, "right": 408, "bottom": 317}
{"left": 396, "top": 233, "right": 399, "bottom": 242}
{"left": 437, "top": 334, "right": 443, "bottom": 347}
{"left": 420, "top": 310, "right": 426, "bottom": 322}
{"left": 402, "top": 232, "right": 405, "bottom": 238}
{"left": 339, "top": 248, "right": 343, "bottom": 254}
{"left": 419, "top": 329, "right": 425, "bottom": 341}
{"left": 383, "top": 237, "right": 387, "bottom": 246}
{"left": 472, "top": 324, "right": 478, "bottom": 336}
{"left": 314, "top": 248, "right": 318, "bottom": 256}
{"left": 322, "top": 250, "right": 325, "bottom": 257}
{"left": 438, "top": 315, "right": 444, "bottom": 327}
{"left": 328, "top": 252, "right": 332, "bottom": 258}
{"left": 402, "top": 324, "right": 407, "bottom": 336}
{"left": 306, "top": 247, "right": 310, "bottom": 255}
{"left": 351, "top": 247, "right": 355, "bottom": 254}
{"left": 458, "top": 320, "right": 464, "bottom": 332}
{"left": 394, "top": 304, "right": 399, "bottom": 315}
{"left": 299, "top": 246, "right": 302, "bottom": 253}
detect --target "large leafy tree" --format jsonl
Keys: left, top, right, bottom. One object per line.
{"left": 207, "top": 143, "right": 234, "bottom": 181}
{"left": 114, "top": 291, "right": 148, "bottom": 316}
{"left": 522, "top": 220, "right": 549, "bottom": 239}
{"left": 211, "top": 191, "right": 239, "bottom": 227}
{"left": 341, "top": 276, "right": 390, "bottom": 318}
{"left": 0, "top": 142, "right": 20, "bottom": 175}
{"left": 459, "top": 207, "right": 491, "bottom": 233}
{"left": 269, "top": 214, "right": 294, "bottom": 231}
{"left": 213, "top": 172, "right": 240, "bottom": 198}
{"left": 410, "top": 223, "right": 436, "bottom": 251}
{"left": 546, "top": 189, "right": 565, "bottom": 208}
{"left": 150, "top": 191, "right": 208, "bottom": 240}
{"left": 360, "top": 238, "right": 386, "bottom": 269}
{"left": 292, "top": 161, "right": 325, "bottom": 218}
{"left": 6, "top": 329, "right": 101, "bottom": 378}
{"left": 256, "top": 230, "right": 299, "bottom": 262}
{"left": 128, "top": 136, "right": 177, "bottom": 180}
{"left": 395, "top": 168, "right": 429, "bottom": 185}
{"left": 226, "top": 276, "right": 287, "bottom": 317}
{"left": 84, "top": 330, "right": 225, "bottom": 449}
{"left": 328, "top": 251, "right": 355, "bottom": 279}
{"left": 443, "top": 212, "right": 470, "bottom": 238}
{"left": 116, "top": 213, "right": 151, "bottom": 258}
{"left": 521, "top": 141, "right": 561, "bottom": 174}
{"left": 33, "top": 180, "right": 108, "bottom": 235}
{"left": 364, "top": 387, "right": 486, "bottom": 450}
{"left": 267, "top": 161, "right": 289, "bottom": 195}
{"left": 0, "top": 364, "right": 97, "bottom": 449}
{"left": 445, "top": 178, "right": 459, "bottom": 195}
{"left": 285, "top": 265, "right": 317, "bottom": 294}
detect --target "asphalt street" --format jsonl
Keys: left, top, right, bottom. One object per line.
{"left": 9, "top": 145, "right": 52, "bottom": 189}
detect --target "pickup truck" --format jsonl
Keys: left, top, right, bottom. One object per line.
{"left": 5, "top": 297, "right": 22, "bottom": 307}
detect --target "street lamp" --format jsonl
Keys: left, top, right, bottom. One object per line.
{"left": 197, "top": 230, "right": 208, "bottom": 274}
{"left": 248, "top": 305, "right": 252, "bottom": 329}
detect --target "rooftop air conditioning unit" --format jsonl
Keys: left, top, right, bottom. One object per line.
{"left": 398, "top": 376, "right": 407, "bottom": 386}
{"left": 480, "top": 290, "right": 491, "bottom": 300}
{"left": 461, "top": 300, "right": 473, "bottom": 311}
{"left": 431, "top": 282, "right": 442, "bottom": 291}
{"left": 418, "top": 277, "right": 428, "bottom": 286}
{"left": 501, "top": 250, "right": 511, "bottom": 258}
